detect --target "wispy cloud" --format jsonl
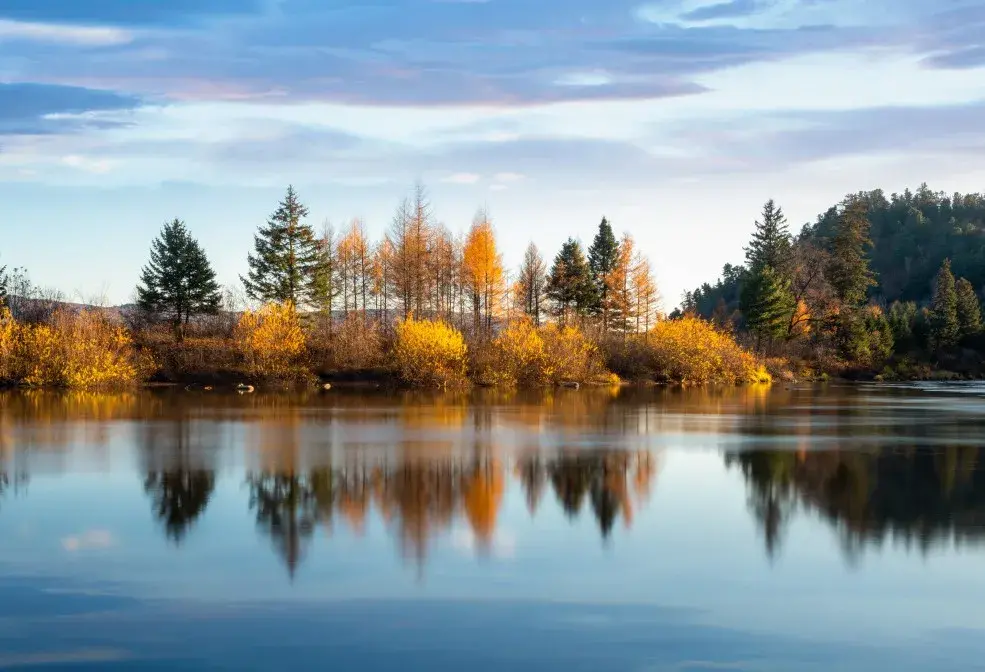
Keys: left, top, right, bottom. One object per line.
{"left": 0, "top": 19, "right": 132, "bottom": 45}
{"left": 441, "top": 172, "right": 482, "bottom": 184}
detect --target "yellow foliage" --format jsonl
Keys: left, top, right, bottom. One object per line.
{"left": 0, "top": 308, "right": 146, "bottom": 388}
{"left": 235, "top": 302, "right": 307, "bottom": 379}
{"left": 482, "top": 319, "right": 612, "bottom": 387}
{"left": 393, "top": 317, "right": 468, "bottom": 388}
{"left": 645, "top": 316, "right": 771, "bottom": 385}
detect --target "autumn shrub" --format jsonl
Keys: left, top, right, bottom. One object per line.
{"left": 392, "top": 317, "right": 468, "bottom": 388}
{"left": 307, "top": 314, "right": 385, "bottom": 374}
{"left": 482, "top": 319, "right": 549, "bottom": 387}
{"left": 642, "top": 316, "right": 771, "bottom": 385}
{"left": 0, "top": 308, "right": 149, "bottom": 388}
{"left": 539, "top": 323, "right": 612, "bottom": 385}
{"left": 234, "top": 302, "right": 308, "bottom": 380}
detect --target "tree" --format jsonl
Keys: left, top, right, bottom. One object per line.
{"left": 608, "top": 232, "right": 636, "bottom": 334}
{"left": 462, "top": 210, "right": 504, "bottom": 335}
{"left": 516, "top": 242, "right": 547, "bottom": 325}
{"left": 740, "top": 266, "right": 796, "bottom": 346}
{"left": 546, "top": 238, "right": 595, "bottom": 325}
{"left": 930, "top": 258, "right": 960, "bottom": 350}
{"left": 630, "top": 254, "right": 660, "bottom": 335}
{"left": 745, "top": 199, "right": 791, "bottom": 273}
{"left": 587, "top": 217, "right": 619, "bottom": 330}
{"left": 955, "top": 277, "right": 982, "bottom": 339}
{"left": 0, "top": 263, "right": 7, "bottom": 309}
{"left": 388, "top": 184, "right": 434, "bottom": 318}
{"left": 136, "top": 219, "right": 221, "bottom": 341}
{"left": 242, "top": 185, "right": 321, "bottom": 307}
{"left": 827, "top": 198, "right": 876, "bottom": 307}
{"left": 312, "top": 222, "right": 340, "bottom": 319}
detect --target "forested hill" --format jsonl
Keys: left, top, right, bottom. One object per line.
{"left": 683, "top": 184, "right": 985, "bottom": 317}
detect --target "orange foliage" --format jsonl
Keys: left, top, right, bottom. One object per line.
{"left": 461, "top": 462, "right": 505, "bottom": 549}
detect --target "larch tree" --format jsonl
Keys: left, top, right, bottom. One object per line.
{"left": 373, "top": 237, "right": 395, "bottom": 326}
{"left": 630, "top": 254, "right": 659, "bottom": 335}
{"left": 516, "top": 242, "right": 547, "bottom": 325}
{"left": 136, "top": 218, "right": 221, "bottom": 342}
{"left": 388, "top": 185, "right": 434, "bottom": 318}
{"left": 546, "top": 238, "right": 595, "bottom": 326}
{"left": 242, "top": 185, "right": 321, "bottom": 308}
{"left": 955, "top": 277, "right": 982, "bottom": 339}
{"left": 930, "top": 258, "right": 960, "bottom": 350}
{"left": 588, "top": 217, "right": 619, "bottom": 330}
{"left": 312, "top": 221, "right": 339, "bottom": 320}
{"left": 462, "top": 210, "right": 504, "bottom": 335}
{"left": 607, "top": 232, "right": 636, "bottom": 335}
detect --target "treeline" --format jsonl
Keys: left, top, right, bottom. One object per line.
{"left": 679, "top": 184, "right": 985, "bottom": 377}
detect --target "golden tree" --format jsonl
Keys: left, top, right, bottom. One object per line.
{"left": 462, "top": 210, "right": 504, "bottom": 336}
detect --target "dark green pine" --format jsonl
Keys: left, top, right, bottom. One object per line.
{"left": 241, "top": 185, "right": 322, "bottom": 308}
{"left": 137, "top": 218, "right": 222, "bottom": 341}
{"left": 744, "top": 199, "right": 791, "bottom": 273}
{"left": 546, "top": 238, "right": 596, "bottom": 323}
{"left": 587, "top": 216, "right": 619, "bottom": 325}
{"left": 930, "top": 258, "right": 960, "bottom": 350}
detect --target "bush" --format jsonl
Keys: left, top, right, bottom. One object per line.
{"left": 641, "top": 316, "right": 770, "bottom": 385}
{"left": 234, "top": 302, "right": 307, "bottom": 380}
{"left": 393, "top": 317, "right": 467, "bottom": 388}
{"left": 539, "top": 323, "right": 611, "bottom": 385}
{"left": 308, "top": 314, "right": 385, "bottom": 374}
{"left": 482, "top": 319, "right": 548, "bottom": 387}
{"left": 0, "top": 308, "right": 149, "bottom": 388}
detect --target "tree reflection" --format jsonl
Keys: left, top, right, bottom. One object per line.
{"left": 144, "top": 471, "right": 215, "bottom": 543}
{"left": 728, "top": 446, "right": 985, "bottom": 562}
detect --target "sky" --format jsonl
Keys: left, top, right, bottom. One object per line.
{"left": 1, "top": 0, "right": 985, "bottom": 307}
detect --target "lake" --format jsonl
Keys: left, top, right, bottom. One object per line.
{"left": 1, "top": 384, "right": 984, "bottom": 671}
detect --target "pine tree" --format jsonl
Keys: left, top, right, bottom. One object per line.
{"left": 827, "top": 198, "right": 876, "bottom": 307}
{"left": 955, "top": 277, "right": 982, "bottom": 339}
{"left": 517, "top": 242, "right": 547, "bottom": 325}
{"left": 137, "top": 219, "right": 221, "bottom": 341}
{"left": 242, "top": 185, "right": 321, "bottom": 307}
{"left": 587, "top": 217, "right": 619, "bottom": 329}
{"left": 311, "top": 222, "right": 339, "bottom": 318}
{"left": 546, "top": 238, "right": 595, "bottom": 325}
{"left": 930, "top": 258, "right": 960, "bottom": 350}
{"left": 744, "top": 199, "right": 791, "bottom": 273}
{"left": 0, "top": 264, "right": 7, "bottom": 309}
{"left": 740, "top": 266, "right": 796, "bottom": 346}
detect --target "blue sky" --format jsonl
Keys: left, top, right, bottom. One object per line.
{"left": 1, "top": 0, "right": 985, "bottom": 306}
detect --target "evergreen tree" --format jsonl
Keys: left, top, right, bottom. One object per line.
{"left": 827, "top": 198, "right": 876, "bottom": 307}
{"left": 242, "top": 185, "right": 321, "bottom": 307}
{"left": 744, "top": 199, "right": 791, "bottom": 273}
{"left": 955, "top": 277, "right": 982, "bottom": 339}
{"left": 136, "top": 219, "right": 221, "bottom": 341}
{"left": 740, "top": 266, "right": 796, "bottom": 346}
{"left": 517, "top": 242, "right": 547, "bottom": 325}
{"left": 930, "top": 258, "right": 960, "bottom": 350}
{"left": 587, "top": 217, "right": 619, "bottom": 329}
{"left": 546, "top": 238, "right": 595, "bottom": 325}
{"left": 0, "top": 264, "right": 7, "bottom": 310}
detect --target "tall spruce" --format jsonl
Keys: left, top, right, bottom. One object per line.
{"left": 517, "top": 242, "right": 547, "bottom": 325}
{"left": 546, "top": 238, "right": 595, "bottom": 325}
{"left": 136, "top": 219, "right": 221, "bottom": 341}
{"left": 0, "top": 263, "right": 7, "bottom": 309}
{"left": 930, "top": 259, "right": 960, "bottom": 350}
{"left": 827, "top": 198, "right": 876, "bottom": 307}
{"left": 955, "top": 277, "right": 982, "bottom": 338}
{"left": 242, "top": 185, "right": 321, "bottom": 307}
{"left": 744, "top": 200, "right": 791, "bottom": 273}
{"left": 587, "top": 217, "right": 619, "bottom": 329}
{"left": 740, "top": 266, "right": 796, "bottom": 346}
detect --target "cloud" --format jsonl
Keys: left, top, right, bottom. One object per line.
{"left": 0, "top": 83, "right": 140, "bottom": 135}
{"left": 61, "top": 529, "right": 116, "bottom": 552}
{"left": 441, "top": 172, "right": 482, "bottom": 184}
{"left": 0, "top": 19, "right": 132, "bottom": 45}
{"left": 61, "top": 155, "right": 117, "bottom": 173}
{"left": 681, "top": 0, "right": 764, "bottom": 22}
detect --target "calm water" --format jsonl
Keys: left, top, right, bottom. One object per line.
{"left": 1, "top": 384, "right": 985, "bottom": 671}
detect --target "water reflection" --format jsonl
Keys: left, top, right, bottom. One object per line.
{"left": 729, "top": 446, "right": 985, "bottom": 561}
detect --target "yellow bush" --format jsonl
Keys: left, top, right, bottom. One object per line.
{"left": 645, "top": 316, "right": 771, "bottom": 385}
{"left": 486, "top": 319, "right": 548, "bottom": 387}
{"left": 393, "top": 317, "right": 467, "bottom": 388}
{"left": 0, "top": 308, "right": 146, "bottom": 388}
{"left": 539, "top": 323, "right": 610, "bottom": 385}
{"left": 235, "top": 302, "right": 307, "bottom": 379}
